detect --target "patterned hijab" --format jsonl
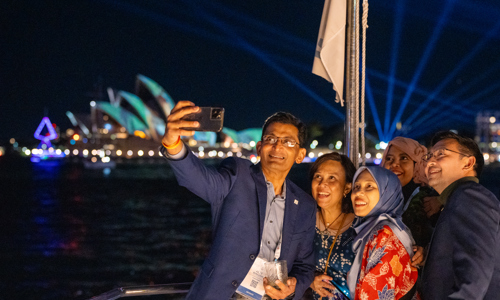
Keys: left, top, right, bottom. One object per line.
{"left": 346, "top": 166, "right": 414, "bottom": 299}
{"left": 381, "top": 136, "right": 428, "bottom": 185}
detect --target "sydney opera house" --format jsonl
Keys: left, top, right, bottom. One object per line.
{"left": 64, "top": 74, "right": 262, "bottom": 164}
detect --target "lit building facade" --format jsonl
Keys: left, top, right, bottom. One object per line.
{"left": 476, "top": 111, "right": 500, "bottom": 164}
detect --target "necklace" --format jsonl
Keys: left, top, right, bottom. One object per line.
{"left": 324, "top": 213, "right": 348, "bottom": 275}
{"left": 319, "top": 210, "right": 343, "bottom": 244}
{"left": 320, "top": 209, "right": 343, "bottom": 232}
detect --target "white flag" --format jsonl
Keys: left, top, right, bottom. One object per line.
{"left": 312, "top": 0, "right": 346, "bottom": 106}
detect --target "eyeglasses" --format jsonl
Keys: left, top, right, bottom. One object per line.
{"left": 262, "top": 135, "right": 299, "bottom": 148}
{"left": 422, "top": 148, "right": 471, "bottom": 162}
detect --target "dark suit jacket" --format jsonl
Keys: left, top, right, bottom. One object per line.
{"left": 168, "top": 149, "right": 316, "bottom": 300}
{"left": 422, "top": 181, "right": 500, "bottom": 299}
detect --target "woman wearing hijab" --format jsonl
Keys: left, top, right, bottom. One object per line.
{"left": 381, "top": 137, "right": 427, "bottom": 200}
{"left": 381, "top": 137, "right": 438, "bottom": 247}
{"left": 347, "top": 166, "right": 419, "bottom": 300}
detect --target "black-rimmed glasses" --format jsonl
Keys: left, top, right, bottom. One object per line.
{"left": 422, "top": 148, "right": 471, "bottom": 162}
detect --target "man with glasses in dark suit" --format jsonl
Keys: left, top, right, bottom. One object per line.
{"left": 421, "top": 131, "right": 500, "bottom": 300}
{"left": 160, "top": 101, "right": 316, "bottom": 300}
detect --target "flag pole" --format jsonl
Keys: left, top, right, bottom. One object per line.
{"left": 345, "top": 0, "right": 359, "bottom": 166}
{"left": 312, "top": 0, "right": 363, "bottom": 165}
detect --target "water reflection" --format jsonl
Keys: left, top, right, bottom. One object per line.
{"left": 4, "top": 157, "right": 496, "bottom": 299}
{"left": 0, "top": 158, "right": 212, "bottom": 299}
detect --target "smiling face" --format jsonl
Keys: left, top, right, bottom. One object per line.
{"left": 383, "top": 145, "right": 415, "bottom": 186}
{"left": 256, "top": 122, "right": 306, "bottom": 175}
{"left": 351, "top": 170, "right": 380, "bottom": 217}
{"left": 424, "top": 138, "right": 472, "bottom": 194}
{"left": 311, "top": 160, "right": 351, "bottom": 211}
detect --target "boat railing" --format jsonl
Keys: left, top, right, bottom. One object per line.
{"left": 88, "top": 283, "right": 192, "bottom": 300}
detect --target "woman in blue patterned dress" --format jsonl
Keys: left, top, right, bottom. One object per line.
{"left": 305, "top": 152, "right": 357, "bottom": 300}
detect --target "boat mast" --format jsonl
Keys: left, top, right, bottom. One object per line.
{"left": 345, "top": 0, "right": 358, "bottom": 166}
{"left": 345, "top": 0, "right": 367, "bottom": 167}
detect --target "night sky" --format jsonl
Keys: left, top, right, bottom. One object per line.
{"left": 2, "top": 0, "right": 500, "bottom": 143}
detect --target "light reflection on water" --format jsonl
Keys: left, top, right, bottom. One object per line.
{"left": 0, "top": 157, "right": 213, "bottom": 299}
{"left": 1, "top": 157, "right": 498, "bottom": 300}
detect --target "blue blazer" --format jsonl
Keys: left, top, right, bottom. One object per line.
{"left": 422, "top": 181, "right": 500, "bottom": 300}
{"left": 168, "top": 149, "right": 317, "bottom": 300}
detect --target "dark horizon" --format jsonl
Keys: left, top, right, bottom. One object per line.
{"left": 3, "top": 0, "right": 499, "bottom": 143}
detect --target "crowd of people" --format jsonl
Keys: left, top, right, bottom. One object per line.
{"left": 161, "top": 102, "right": 500, "bottom": 300}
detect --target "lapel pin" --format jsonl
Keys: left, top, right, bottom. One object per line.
{"left": 294, "top": 199, "right": 299, "bottom": 205}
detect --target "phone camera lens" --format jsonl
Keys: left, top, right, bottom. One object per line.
{"left": 211, "top": 108, "right": 222, "bottom": 119}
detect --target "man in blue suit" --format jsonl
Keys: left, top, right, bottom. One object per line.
{"left": 421, "top": 131, "right": 500, "bottom": 299}
{"left": 161, "top": 101, "right": 316, "bottom": 300}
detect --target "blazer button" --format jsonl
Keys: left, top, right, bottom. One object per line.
{"left": 232, "top": 280, "right": 239, "bottom": 287}
{"left": 249, "top": 254, "right": 256, "bottom": 260}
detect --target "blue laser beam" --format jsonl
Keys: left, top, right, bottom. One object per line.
{"left": 92, "top": 0, "right": 234, "bottom": 49}
{"left": 184, "top": 0, "right": 345, "bottom": 119}
{"left": 409, "top": 80, "right": 500, "bottom": 139}
{"left": 368, "top": 69, "right": 475, "bottom": 118}
{"left": 206, "top": 2, "right": 312, "bottom": 55}
{"left": 403, "top": 17, "right": 500, "bottom": 129}
{"left": 384, "top": 0, "right": 406, "bottom": 138}
{"left": 365, "top": 76, "right": 385, "bottom": 142}
{"left": 406, "top": 58, "right": 500, "bottom": 131}
{"left": 96, "top": 0, "right": 343, "bottom": 119}
{"left": 387, "top": 0, "right": 457, "bottom": 139}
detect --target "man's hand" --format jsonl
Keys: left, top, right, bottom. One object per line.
{"left": 423, "top": 196, "right": 442, "bottom": 218}
{"left": 411, "top": 245, "right": 425, "bottom": 268}
{"left": 162, "top": 101, "right": 199, "bottom": 154}
{"left": 310, "top": 274, "right": 334, "bottom": 298}
{"left": 263, "top": 277, "right": 296, "bottom": 299}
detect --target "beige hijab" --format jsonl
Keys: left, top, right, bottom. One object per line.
{"left": 381, "top": 136, "right": 428, "bottom": 185}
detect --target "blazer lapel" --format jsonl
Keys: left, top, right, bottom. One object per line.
{"left": 280, "top": 179, "right": 299, "bottom": 260}
{"left": 251, "top": 163, "right": 268, "bottom": 241}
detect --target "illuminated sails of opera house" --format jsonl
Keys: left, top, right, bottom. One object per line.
{"left": 65, "top": 74, "right": 261, "bottom": 159}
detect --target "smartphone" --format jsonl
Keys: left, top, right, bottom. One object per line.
{"left": 180, "top": 107, "right": 224, "bottom": 132}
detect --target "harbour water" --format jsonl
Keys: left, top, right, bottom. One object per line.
{"left": 0, "top": 155, "right": 498, "bottom": 300}
{"left": 0, "top": 156, "right": 217, "bottom": 300}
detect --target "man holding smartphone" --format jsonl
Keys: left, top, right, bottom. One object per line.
{"left": 161, "top": 101, "right": 316, "bottom": 300}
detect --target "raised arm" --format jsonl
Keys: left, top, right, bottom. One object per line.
{"left": 162, "top": 100, "right": 200, "bottom": 155}
{"left": 161, "top": 101, "right": 235, "bottom": 205}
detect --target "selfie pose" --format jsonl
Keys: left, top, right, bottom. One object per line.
{"left": 347, "top": 166, "right": 418, "bottom": 300}
{"left": 161, "top": 101, "right": 316, "bottom": 300}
